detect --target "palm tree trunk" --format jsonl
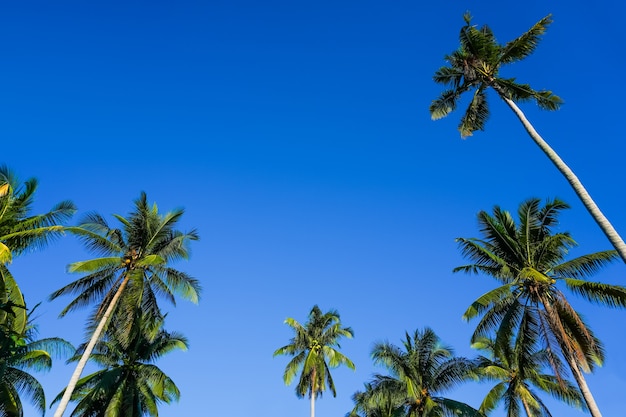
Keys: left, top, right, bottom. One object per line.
{"left": 521, "top": 398, "right": 533, "bottom": 417}
{"left": 310, "top": 369, "right": 316, "bottom": 417}
{"left": 500, "top": 96, "right": 626, "bottom": 264}
{"left": 539, "top": 294, "right": 603, "bottom": 417}
{"left": 311, "top": 389, "right": 315, "bottom": 417}
{"left": 52, "top": 274, "right": 131, "bottom": 417}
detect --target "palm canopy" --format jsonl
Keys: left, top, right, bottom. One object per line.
{"left": 53, "top": 315, "right": 186, "bottom": 417}
{"left": 430, "top": 13, "right": 562, "bottom": 137}
{"left": 50, "top": 192, "right": 200, "bottom": 339}
{"left": 348, "top": 375, "right": 406, "bottom": 417}
{"left": 371, "top": 327, "right": 483, "bottom": 417}
{"left": 0, "top": 166, "right": 76, "bottom": 336}
{"left": 472, "top": 330, "right": 585, "bottom": 417}
{"left": 0, "top": 307, "right": 75, "bottom": 417}
{"left": 274, "top": 305, "right": 355, "bottom": 400}
{"left": 456, "top": 198, "right": 625, "bottom": 417}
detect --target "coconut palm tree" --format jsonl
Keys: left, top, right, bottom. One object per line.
{"left": 472, "top": 318, "right": 584, "bottom": 417}
{"left": 52, "top": 314, "right": 186, "bottom": 417}
{"left": 430, "top": 13, "right": 626, "bottom": 264}
{"left": 347, "top": 375, "right": 407, "bottom": 417}
{"left": 0, "top": 306, "right": 75, "bottom": 417}
{"left": 456, "top": 198, "right": 626, "bottom": 417}
{"left": 274, "top": 305, "right": 355, "bottom": 417}
{"left": 371, "top": 327, "right": 483, "bottom": 417}
{"left": 49, "top": 192, "right": 200, "bottom": 417}
{"left": 0, "top": 165, "right": 75, "bottom": 335}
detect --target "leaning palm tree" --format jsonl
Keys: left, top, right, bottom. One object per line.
{"left": 274, "top": 305, "right": 355, "bottom": 417}
{"left": 430, "top": 14, "right": 626, "bottom": 264}
{"left": 457, "top": 198, "right": 626, "bottom": 417}
{"left": 49, "top": 192, "right": 200, "bottom": 417}
{"left": 0, "top": 306, "right": 75, "bottom": 417}
{"left": 52, "top": 315, "right": 186, "bottom": 417}
{"left": 371, "top": 327, "right": 483, "bottom": 417}
{"left": 0, "top": 166, "right": 75, "bottom": 335}
{"left": 472, "top": 320, "right": 585, "bottom": 417}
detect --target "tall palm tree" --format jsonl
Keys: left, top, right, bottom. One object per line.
{"left": 0, "top": 306, "right": 75, "bottom": 417}
{"left": 49, "top": 192, "right": 200, "bottom": 417}
{"left": 472, "top": 320, "right": 584, "bottom": 417}
{"left": 456, "top": 198, "right": 626, "bottom": 417}
{"left": 371, "top": 327, "right": 483, "bottom": 417}
{"left": 0, "top": 166, "right": 75, "bottom": 335}
{"left": 52, "top": 315, "right": 186, "bottom": 417}
{"left": 429, "top": 13, "right": 626, "bottom": 264}
{"left": 274, "top": 305, "right": 355, "bottom": 417}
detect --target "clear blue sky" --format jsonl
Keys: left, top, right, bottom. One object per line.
{"left": 2, "top": 0, "right": 626, "bottom": 416}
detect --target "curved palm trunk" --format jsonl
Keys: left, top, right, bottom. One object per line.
{"left": 538, "top": 295, "right": 602, "bottom": 417}
{"left": 521, "top": 398, "right": 533, "bottom": 417}
{"left": 500, "top": 96, "right": 626, "bottom": 264}
{"left": 52, "top": 275, "right": 131, "bottom": 417}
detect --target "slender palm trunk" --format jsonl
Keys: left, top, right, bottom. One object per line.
{"left": 539, "top": 295, "right": 602, "bottom": 417}
{"left": 310, "top": 369, "right": 316, "bottom": 417}
{"left": 52, "top": 275, "right": 131, "bottom": 417}
{"left": 521, "top": 398, "right": 533, "bottom": 417}
{"left": 500, "top": 96, "right": 626, "bottom": 264}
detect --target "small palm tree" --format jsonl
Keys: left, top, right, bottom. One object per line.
{"left": 371, "top": 327, "right": 483, "bottom": 417}
{"left": 472, "top": 327, "right": 584, "bottom": 416}
{"left": 348, "top": 376, "right": 406, "bottom": 417}
{"left": 430, "top": 14, "right": 626, "bottom": 264}
{"left": 0, "top": 166, "right": 75, "bottom": 335}
{"left": 0, "top": 306, "right": 75, "bottom": 417}
{"left": 274, "top": 305, "right": 355, "bottom": 417}
{"left": 52, "top": 315, "right": 186, "bottom": 417}
{"left": 50, "top": 193, "right": 200, "bottom": 417}
{"left": 457, "top": 198, "right": 626, "bottom": 417}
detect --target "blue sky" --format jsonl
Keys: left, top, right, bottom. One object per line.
{"left": 2, "top": 0, "right": 626, "bottom": 416}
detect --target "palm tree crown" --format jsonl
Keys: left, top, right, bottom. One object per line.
{"left": 472, "top": 334, "right": 584, "bottom": 417}
{"left": 53, "top": 315, "right": 186, "bottom": 417}
{"left": 456, "top": 198, "right": 626, "bottom": 417}
{"left": 430, "top": 13, "right": 561, "bottom": 137}
{"left": 370, "top": 327, "right": 483, "bottom": 417}
{"left": 274, "top": 305, "right": 355, "bottom": 417}
{"left": 0, "top": 166, "right": 75, "bottom": 337}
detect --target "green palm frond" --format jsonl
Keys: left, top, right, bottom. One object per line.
{"left": 458, "top": 87, "right": 489, "bottom": 137}
{"left": 563, "top": 279, "right": 626, "bottom": 308}
{"left": 500, "top": 15, "right": 553, "bottom": 64}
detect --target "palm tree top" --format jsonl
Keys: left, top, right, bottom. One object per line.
{"left": 430, "top": 13, "right": 562, "bottom": 137}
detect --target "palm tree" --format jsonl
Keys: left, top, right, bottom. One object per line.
{"left": 0, "top": 306, "right": 75, "bottom": 417}
{"left": 0, "top": 166, "right": 76, "bottom": 335}
{"left": 430, "top": 13, "right": 626, "bottom": 264}
{"left": 49, "top": 192, "right": 200, "bottom": 417}
{"left": 456, "top": 198, "right": 626, "bottom": 417}
{"left": 472, "top": 324, "right": 584, "bottom": 416}
{"left": 52, "top": 315, "right": 186, "bottom": 417}
{"left": 274, "top": 305, "right": 355, "bottom": 417}
{"left": 371, "top": 327, "right": 483, "bottom": 417}
{"left": 348, "top": 376, "right": 406, "bottom": 417}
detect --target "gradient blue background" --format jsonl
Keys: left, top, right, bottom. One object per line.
{"left": 2, "top": 0, "right": 625, "bottom": 416}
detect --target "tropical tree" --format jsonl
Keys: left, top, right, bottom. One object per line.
{"left": 274, "top": 305, "right": 355, "bottom": 417}
{"left": 456, "top": 198, "right": 626, "bottom": 417}
{"left": 0, "top": 165, "right": 75, "bottom": 336}
{"left": 472, "top": 330, "right": 584, "bottom": 416}
{"left": 52, "top": 314, "right": 186, "bottom": 417}
{"left": 429, "top": 13, "right": 626, "bottom": 264}
{"left": 370, "top": 327, "right": 483, "bottom": 417}
{"left": 347, "top": 376, "right": 406, "bottom": 417}
{"left": 0, "top": 306, "right": 75, "bottom": 417}
{"left": 49, "top": 192, "right": 200, "bottom": 417}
